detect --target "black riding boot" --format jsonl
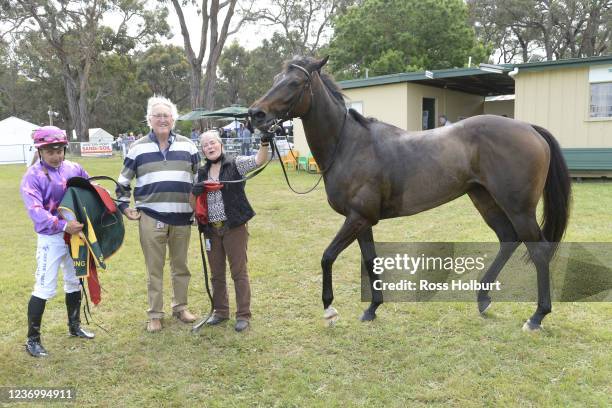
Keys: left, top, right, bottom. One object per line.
{"left": 26, "top": 296, "right": 48, "bottom": 357}
{"left": 65, "top": 291, "right": 95, "bottom": 339}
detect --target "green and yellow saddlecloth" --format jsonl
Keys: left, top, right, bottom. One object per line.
{"left": 59, "top": 177, "right": 125, "bottom": 304}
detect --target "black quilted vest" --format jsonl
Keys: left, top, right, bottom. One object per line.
{"left": 197, "top": 156, "right": 255, "bottom": 234}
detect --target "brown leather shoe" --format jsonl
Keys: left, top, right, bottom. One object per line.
{"left": 173, "top": 309, "right": 197, "bottom": 323}
{"left": 147, "top": 318, "right": 162, "bottom": 333}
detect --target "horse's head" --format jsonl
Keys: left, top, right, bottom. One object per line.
{"left": 249, "top": 56, "right": 329, "bottom": 130}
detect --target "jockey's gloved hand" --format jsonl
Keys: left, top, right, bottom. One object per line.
{"left": 260, "top": 132, "right": 275, "bottom": 144}
{"left": 192, "top": 182, "right": 205, "bottom": 197}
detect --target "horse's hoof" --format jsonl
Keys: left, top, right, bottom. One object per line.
{"left": 323, "top": 306, "right": 339, "bottom": 327}
{"left": 522, "top": 319, "right": 542, "bottom": 332}
{"left": 360, "top": 310, "right": 376, "bottom": 321}
{"left": 478, "top": 298, "right": 491, "bottom": 315}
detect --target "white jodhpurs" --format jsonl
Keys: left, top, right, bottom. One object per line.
{"left": 32, "top": 233, "right": 80, "bottom": 300}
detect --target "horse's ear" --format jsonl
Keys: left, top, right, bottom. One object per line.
{"left": 315, "top": 55, "right": 329, "bottom": 72}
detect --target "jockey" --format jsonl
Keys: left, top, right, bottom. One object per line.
{"left": 20, "top": 126, "right": 95, "bottom": 358}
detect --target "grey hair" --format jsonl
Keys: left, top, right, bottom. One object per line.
{"left": 146, "top": 95, "right": 179, "bottom": 128}
{"left": 200, "top": 130, "right": 223, "bottom": 146}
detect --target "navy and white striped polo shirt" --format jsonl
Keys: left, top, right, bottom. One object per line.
{"left": 117, "top": 131, "right": 200, "bottom": 225}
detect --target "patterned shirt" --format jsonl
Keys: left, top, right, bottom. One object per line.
{"left": 117, "top": 131, "right": 200, "bottom": 225}
{"left": 21, "top": 160, "right": 89, "bottom": 235}
{"left": 199, "top": 156, "right": 257, "bottom": 223}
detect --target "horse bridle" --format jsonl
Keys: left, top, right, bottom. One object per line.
{"left": 282, "top": 64, "right": 348, "bottom": 173}
{"left": 256, "top": 63, "right": 348, "bottom": 194}
{"left": 265, "top": 63, "right": 314, "bottom": 134}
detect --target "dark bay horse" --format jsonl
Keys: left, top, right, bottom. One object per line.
{"left": 249, "top": 56, "right": 571, "bottom": 331}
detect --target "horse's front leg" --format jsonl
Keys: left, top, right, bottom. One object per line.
{"left": 357, "top": 227, "right": 382, "bottom": 321}
{"left": 321, "top": 214, "right": 371, "bottom": 326}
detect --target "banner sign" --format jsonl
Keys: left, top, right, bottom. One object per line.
{"left": 81, "top": 142, "right": 113, "bottom": 157}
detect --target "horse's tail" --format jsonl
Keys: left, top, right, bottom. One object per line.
{"left": 532, "top": 125, "right": 572, "bottom": 248}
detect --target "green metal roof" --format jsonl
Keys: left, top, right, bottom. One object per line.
{"left": 338, "top": 55, "right": 612, "bottom": 96}
{"left": 340, "top": 67, "right": 515, "bottom": 96}
{"left": 515, "top": 54, "right": 612, "bottom": 72}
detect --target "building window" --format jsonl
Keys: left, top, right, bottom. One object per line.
{"left": 346, "top": 101, "right": 363, "bottom": 114}
{"left": 590, "top": 82, "right": 612, "bottom": 118}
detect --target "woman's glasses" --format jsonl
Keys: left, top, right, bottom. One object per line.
{"left": 151, "top": 113, "right": 172, "bottom": 120}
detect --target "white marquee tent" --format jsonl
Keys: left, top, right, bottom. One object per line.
{"left": 0, "top": 116, "right": 38, "bottom": 165}
{"left": 88, "top": 128, "right": 114, "bottom": 144}
{"left": 222, "top": 120, "right": 243, "bottom": 131}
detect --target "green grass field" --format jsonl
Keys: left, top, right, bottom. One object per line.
{"left": 1, "top": 156, "right": 610, "bottom": 407}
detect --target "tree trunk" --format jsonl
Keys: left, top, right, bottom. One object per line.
{"left": 513, "top": 28, "right": 530, "bottom": 63}
{"left": 77, "top": 69, "right": 90, "bottom": 142}
{"left": 190, "top": 63, "right": 205, "bottom": 130}
{"left": 202, "top": 67, "right": 217, "bottom": 110}
{"left": 190, "top": 63, "right": 203, "bottom": 110}
{"left": 171, "top": 0, "right": 241, "bottom": 118}
{"left": 62, "top": 68, "right": 81, "bottom": 142}
{"left": 60, "top": 61, "right": 90, "bottom": 142}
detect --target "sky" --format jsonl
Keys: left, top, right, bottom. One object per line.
{"left": 161, "top": 1, "right": 274, "bottom": 52}
{"left": 100, "top": 1, "right": 275, "bottom": 54}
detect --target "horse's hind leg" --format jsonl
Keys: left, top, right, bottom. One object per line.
{"left": 505, "top": 213, "right": 553, "bottom": 331}
{"left": 468, "top": 186, "right": 520, "bottom": 314}
{"left": 524, "top": 239, "right": 554, "bottom": 331}
{"left": 357, "top": 227, "right": 382, "bottom": 321}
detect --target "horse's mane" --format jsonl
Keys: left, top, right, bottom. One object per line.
{"left": 284, "top": 57, "right": 345, "bottom": 104}
{"left": 348, "top": 109, "right": 377, "bottom": 128}
{"left": 285, "top": 56, "right": 377, "bottom": 129}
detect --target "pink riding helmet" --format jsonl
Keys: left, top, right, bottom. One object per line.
{"left": 32, "top": 126, "right": 68, "bottom": 149}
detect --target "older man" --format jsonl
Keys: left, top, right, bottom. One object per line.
{"left": 117, "top": 96, "right": 201, "bottom": 332}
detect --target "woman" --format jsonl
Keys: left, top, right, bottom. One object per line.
{"left": 20, "top": 126, "right": 95, "bottom": 357}
{"left": 191, "top": 130, "right": 271, "bottom": 332}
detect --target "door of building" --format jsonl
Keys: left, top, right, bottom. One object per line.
{"left": 422, "top": 98, "right": 436, "bottom": 130}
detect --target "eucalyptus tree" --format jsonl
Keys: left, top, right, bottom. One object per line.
{"left": 167, "top": 0, "right": 255, "bottom": 111}
{"left": 136, "top": 44, "right": 191, "bottom": 108}
{"left": 2, "top": 0, "right": 169, "bottom": 140}
{"left": 327, "top": 0, "right": 488, "bottom": 79}
{"left": 468, "top": 0, "right": 612, "bottom": 62}
{"left": 252, "top": 0, "right": 357, "bottom": 56}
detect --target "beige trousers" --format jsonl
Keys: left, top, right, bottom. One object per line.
{"left": 139, "top": 212, "right": 192, "bottom": 319}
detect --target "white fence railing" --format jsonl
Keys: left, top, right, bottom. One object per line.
{"left": 213, "top": 136, "right": 293, "bottom": 158}
{"left": 2, "top": 136, "right": 295, "bottom": 165}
